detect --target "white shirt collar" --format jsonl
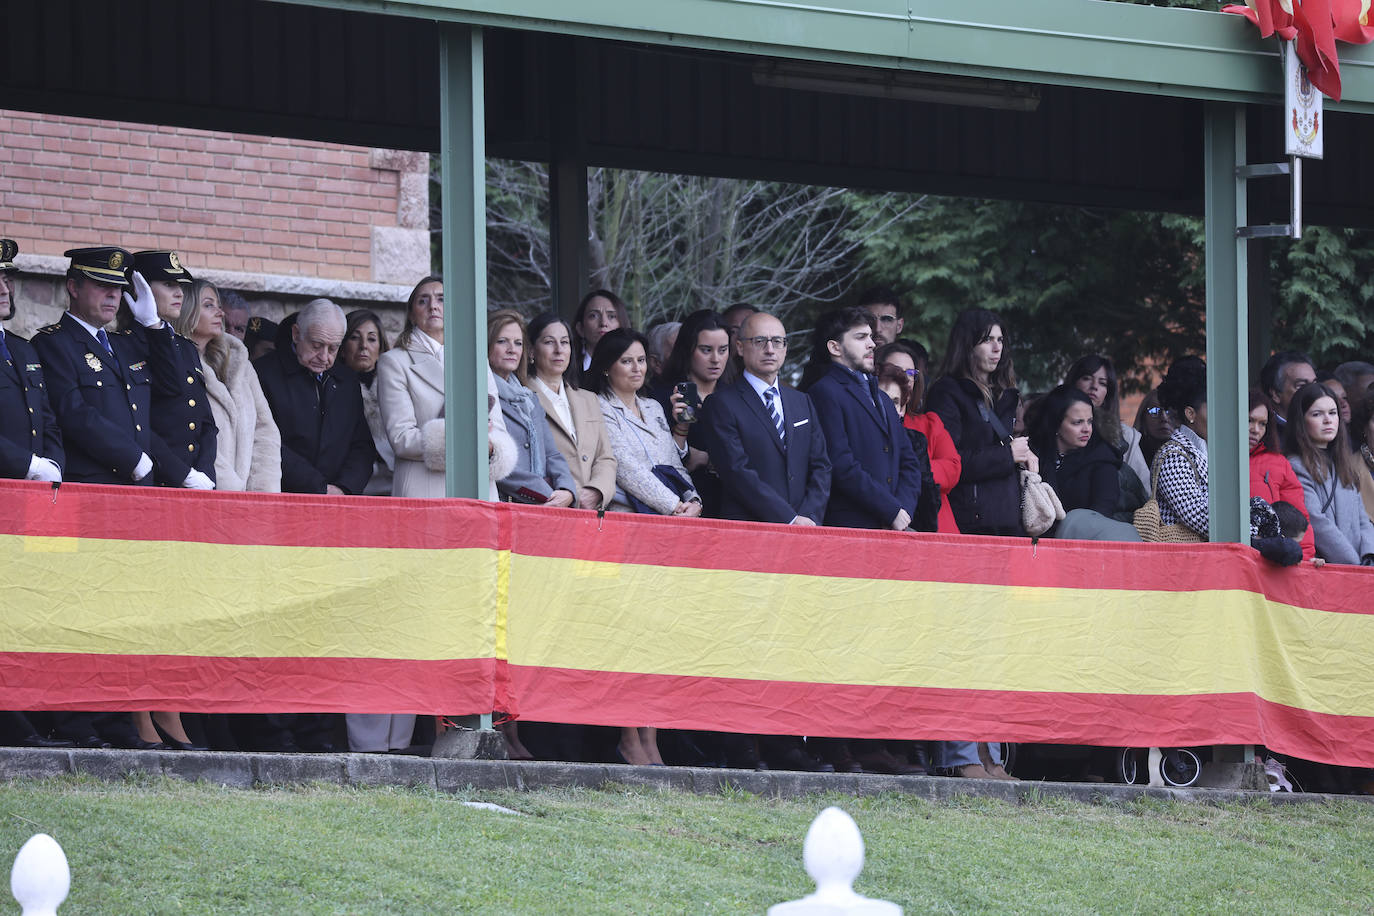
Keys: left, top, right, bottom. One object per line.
{"left": 66, "top": 311, "right": 107, "bottom": 343}
{"left": 742, "top": 370, "right": 779, "bottom": 399}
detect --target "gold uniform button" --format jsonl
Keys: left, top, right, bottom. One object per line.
{"left": 188, "top": 444, "right": 195, "bottom": 452}
{"left": 131, "top": 403, "right": 137, "bottom": 411}
{"left": 135, "top": 424, "right": 142, "bottom": 431}
{"left": 186, "top": 376, "right": 194, "bottom": 384}
{"left": 96, "top": 381, "right": 102, "bottom": 387}
{"left": 31, "top": 430, "right": 36, "bottom": 436}
{"left": 188, "top": 422, "right": 197, "bottom": 430}
{"left": 28, "top": 407, "right": 33, "bottom": 414}
{"left": 126, "top": 384, "right": 131, "bottom": 391}
{"left": 188, "top": 399, "right": 196, "bottom": 407}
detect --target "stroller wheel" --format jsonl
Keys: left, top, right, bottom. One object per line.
{"left": 1160, "top": 748, "right": 1202, "bottom": 787}
{"left": 1116, "top": 748, "right": 1143, "bottom": 785}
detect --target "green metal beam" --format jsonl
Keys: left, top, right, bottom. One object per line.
{"left": 270, "top": 0, "right": 1374, "bottom": 111}
{"left": 1203, "top": 101, "right": 1250, "bottom": 545}
{"left": 440, "top": 24, "right": 488, "bottom": 500}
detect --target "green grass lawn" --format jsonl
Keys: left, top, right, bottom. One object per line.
{"left": 2, "top": 776, "right": 1372, "bottom": 914}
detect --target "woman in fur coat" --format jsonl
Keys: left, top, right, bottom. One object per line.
{"left": 176, "top": 281, "right": 281, "bottom": 493}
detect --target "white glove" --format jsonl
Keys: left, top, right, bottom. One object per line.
{"left": 25, "top": 455, "right": 62, "bottom": 483}
{"left": 182, "top": 468, "right": 214, "bottom": 490}
{"left": 122, "top": 271, "right": 161, "bottom": 328}
{"left": 132, "top": 452, "right": 153, "bottom": 481}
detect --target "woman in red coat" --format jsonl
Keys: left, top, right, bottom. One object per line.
{"left": 1248, "top": 388, "right": 1315, "bottom": 560}
{"left": 877, "top": 342, "right": 961, "bottom": 533}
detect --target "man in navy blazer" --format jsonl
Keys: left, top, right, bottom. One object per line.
{"left": 803, "top": 307, "right": 920, "bottom": 530}
{"left": 700, "top": 311, "right": 830, "bottom": 525}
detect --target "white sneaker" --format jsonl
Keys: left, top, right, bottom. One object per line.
{"left": 1265, "top": 757, "right": 1293, "bottom": 792}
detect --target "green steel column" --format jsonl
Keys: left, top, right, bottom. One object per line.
{"left": 1203, "top": 102, "right": 1249, "bottom": 544}
{"left": 440, "top": 25, "right": 488, "bottom": 501}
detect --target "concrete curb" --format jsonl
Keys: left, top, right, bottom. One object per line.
{"left": 0, "top": 748, "right": 1364, "bottom": 807}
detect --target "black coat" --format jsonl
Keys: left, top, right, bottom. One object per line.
{"left": 925, "top": 376, "right": 1021, "bottom": 536}
{"left": 125, "top": 323, "right": 218, "bottom": 486}
{"left": 0, "top": 330, "right": 64, "bottom": 478}
{"left": 31, "top": 314, "right": 160, "bottom": 484}
{"left": 252, "top": 317, "right": 375, "bottom": 495}
{"left": 1039, "top": 437, "right": 1121, "bottom": 518}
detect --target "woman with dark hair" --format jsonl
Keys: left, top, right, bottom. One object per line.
{"left": 1153, "top": 359, "right": 1210, "bottom": 539}
{"left": 572, "top": 289, "right": 630, "bottom": 376}
{"left": 592, "top": 328, "right": 702, "bottom": 518}
{"left": 1064, "top": 354, "right": 1150, "bottom": 496}
{"left": 1285, "top": 382, "right": 1374, "bottom": 564}
{"left": 1027, "top": 385, "right": 1139, "bottom": 541}
{"left": 525, "top": 311, "right": 617, "bottom": 510}
{"left": 924, "top": 309, "right": 1035, "bottom": 537}
{"left": 1248, "top": 388, "right": 1315, "bottom": 559}
{"left": 653, "top": 309, "right": 731, "bottom": 515}
{"left": 487, "top": 308, "right": 578, "bottom": 507}
{"left": 1132, "top": 387, "right": 1174, "bottom": 469}
{"left": 877, "top": 341, "right": 961, "bottom": 533}
{"left": 342, "top": 308, "right": 394, "bottom": 496}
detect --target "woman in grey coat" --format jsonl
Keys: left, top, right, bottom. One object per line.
{"left": 1285, "top": 382, "right": 1374, "bottom": 565}
{"left": 487, "top": 309, "right": 578, "bottom": 507}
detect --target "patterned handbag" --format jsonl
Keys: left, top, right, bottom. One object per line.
{"left": 1133, "top": 442, "right": 1206, "bottom": 543}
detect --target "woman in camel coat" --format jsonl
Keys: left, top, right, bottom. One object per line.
{"left": 524, "top": 312, "right": 617, "bottom": 509}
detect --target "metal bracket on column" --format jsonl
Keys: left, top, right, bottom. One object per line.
{"left": 1235, "top": 157, "right": 1302, "bottom": 239}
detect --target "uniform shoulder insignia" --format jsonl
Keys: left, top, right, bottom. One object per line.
{"left": 37, "top": 324, "right": 60, "bottom": 335}
{"left": 117, "top": 328, "right": 134, "bottom": 335}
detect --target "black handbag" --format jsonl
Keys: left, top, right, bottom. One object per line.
{"left": 626, "top": 464, "right": 695, "bottom": 514}
{"left": 905, "top": 428, "right": 942, "bottom": 533}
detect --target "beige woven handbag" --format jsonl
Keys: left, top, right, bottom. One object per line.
{"left": 1020, "top": 468, "right": 1065, "bottom": 538}
{"left": 1133, "top": 443, "right": 1206, "bottom": 543}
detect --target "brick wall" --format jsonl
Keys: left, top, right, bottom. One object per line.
{"left": 0, "top": 110, "right": 429, "bottom": 284}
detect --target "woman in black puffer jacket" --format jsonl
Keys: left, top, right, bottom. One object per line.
{"left": 925, "top": 309, "right": 1035, "bottom": 537}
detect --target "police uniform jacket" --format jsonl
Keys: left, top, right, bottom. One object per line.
{"left": 124, "top": 323, "right": 217, "bottom": 485}
{"left": 252, "top": 319, "right": 375, "bottom": 495}
{"left": 0, "top": 331, "right": 64, "bottom": 478}
{"left": 32, "top": 313, "right": 160, "bottom": 484}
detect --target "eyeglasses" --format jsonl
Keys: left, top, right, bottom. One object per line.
{"left": 743, "top": 336, "right": 787, "bottom": 349}
{"left": 873, "top": 315, "right": 899, "bottom": 324}
{"left": 1146, "top": 406, "right": 1169, "bottom": 416}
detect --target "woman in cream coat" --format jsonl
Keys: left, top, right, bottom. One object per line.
{"left": 524, "top": 312, "right": 617, "bottom": 509}
{"left": 177, "top": 280, "right": 282, "bottom": 493}
{"left": 377, "top": 276, "right": 448, "bottom": 500}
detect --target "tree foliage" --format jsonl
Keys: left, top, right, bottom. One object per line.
{"left": 846, "top": 195, "right": 1207, "bottom": 391}
{"left": 480, "top": 159, "right": 915, "bottom": 330}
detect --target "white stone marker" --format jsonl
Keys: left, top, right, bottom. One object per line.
{"left": 10, "top": 834, "right": 69, "bottom": 915}
{"left": 768, "top": 807, "right": 901, "bottom": 916}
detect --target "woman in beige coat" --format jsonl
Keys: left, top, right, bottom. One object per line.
{"left": 176, "top": 280, "right": 282, "bottom": 493}
{"left": 524, "top": 312, "right": 617, "bottom": 509}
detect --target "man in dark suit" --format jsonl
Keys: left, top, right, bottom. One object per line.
{"left": 0, "top": 239, "right": 63, "bottom": 483}
{"left": 804, "top": 307, "right": 920, "bottom": 531}
{"left": 253, "top": 299, "right": 375, "bottom": 496}
{"left": 699, "top": 310, "right": 833, "bottom": 774}
{"left": 32, "top": 247, "right": 164, "bottom": 486}
{"left": 700, "top": 311, "right": 830, "bottom": 525}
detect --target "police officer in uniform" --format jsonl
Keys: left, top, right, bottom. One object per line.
{"left": 0, "top": 239, "right": 63, "bottom": 482}
{"left": 123, "top": 250, "right": 216, "bottom": 489}
{"left": 32, "top": 247, "right": 166, "bottom": 486}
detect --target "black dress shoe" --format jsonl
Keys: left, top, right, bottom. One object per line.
{"left": 162, "top": 739, "right": 209, "bottom": 751}
{"left": 21, "top": 735, "right": 76, "bottom": 749}
{"left": 69, "top": 735, "right": 112, "bottom": 749}
{"left": 770, "top": 746, "right": 835, "bottom": 773}
{"left": 119, "top": 738, "right": 170, "bottom": 751}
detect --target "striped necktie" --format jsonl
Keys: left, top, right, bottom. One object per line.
{"left": 764, "top": 386, "right": 784, "bottom": 440}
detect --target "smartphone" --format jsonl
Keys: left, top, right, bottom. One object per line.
{"left": 674, "top": 381, "right": 701, "bottom": 424}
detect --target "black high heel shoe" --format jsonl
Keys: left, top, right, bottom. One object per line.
{"left": 152, "top": 719, "right": 208, "bottom": 752}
